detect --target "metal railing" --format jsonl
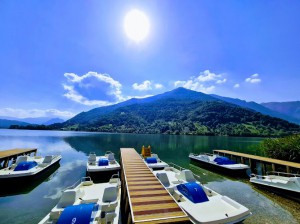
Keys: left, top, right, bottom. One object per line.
{"left": 168, "top": 162, "right": 201, "bottom": 181}
{"left": 266, "top": 171, "right": 300, "bottom": 177}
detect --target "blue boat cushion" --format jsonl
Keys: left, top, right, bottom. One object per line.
{"left": 177, "top": 182, "right": 209, "bottom": 203}
{"left": 14, "top": 161, "right": 38, "bottom": 171}
{"left": 98, "top": 158, "right": 109, "bottom": 166}
{"left": 57, "top": 203, "right": 99, "bottom": 224}
{"left": 145, "top": 157, "right": 157, "bottom": 164}
{"left": 214, "top": 156, "right": 236, "bottom": 165}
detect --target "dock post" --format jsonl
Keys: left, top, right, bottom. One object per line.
{"left": 286, "top": 166, "right": 290, "bottom": 173}
{"left": 3, "top": 158, "right": 9, "bottom": 168}
{"left": 249, "top": 159, "right": 252, "bottom": 168}
{"left": 241, "top": 157, "right": 244, "bottom": 164}
{"left": 272, "top": 163, "right": 276, "bottom": 172}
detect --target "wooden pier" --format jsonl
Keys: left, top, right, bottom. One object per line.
{"left": 0, "top": 148, "right": 37, "bottom": 168}
{"left": 120, "top": 148, "right": 190, "bottom": 224}
{"left": 213, "top": 149, "right": 300, "bottom": 174}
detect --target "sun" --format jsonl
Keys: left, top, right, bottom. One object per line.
{"left": 124, "top": 9, "right": 150, "bottom": 42}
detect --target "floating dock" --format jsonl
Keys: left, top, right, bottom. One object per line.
{"left": 0, "top": 148, "right": 37, "bottom": 168}
{"left": 213, "top": 149, "right": 300, "bottom": 174}
{"left": 120, "top": 148, "right": 190, "bottom": 224}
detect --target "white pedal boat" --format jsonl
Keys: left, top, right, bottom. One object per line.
{"left": 39, "top": 174, "right": 121, "bottom": 224}
{"left": 87, "top": 151, "right": 120, "bottom": 173}
{"left": 250, "top": 171, "right": 300, "bottom": 200}
{"left": 143, "top": 153, "right": 169, "bottom": 170}
{"left": 0, "top": 155, "right": 61, "bottom": 182}
{"left": 153, "top": 164, "right": 251, "bottom": 224}
{"left": 189, "top": 153, "right": 249, "bottom": 173}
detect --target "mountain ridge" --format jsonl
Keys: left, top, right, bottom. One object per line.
{"left": 52, "top": 88, "right": 300, "bottom": 137}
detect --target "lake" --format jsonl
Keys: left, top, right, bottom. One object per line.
{"left": 0, "top": 129, "right": 299, "bottom": 224}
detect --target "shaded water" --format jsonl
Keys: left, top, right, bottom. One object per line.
{"left": 0, "top": 130, "right": 298, "bottom": 224}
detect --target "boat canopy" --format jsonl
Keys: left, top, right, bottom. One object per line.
{"left": 98, "top": 158, "right": 109, "bottom": 166}
{"left": 14, "top": 161, "right": 38, "bottom": 171}
{"left": 146, "top": 157, "right": 157, "bottom": 164}
{"left": 57, "top": 203, "right": 99, "bottom": 224}
{"left": 214, "top": 156, "right": 236, "bottom": 165}
{"left": 177, "top": 182, "right": 209, "bottom": 203}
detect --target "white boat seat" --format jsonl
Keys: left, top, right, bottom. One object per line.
{"left": 88, "top": 154, "right": 97, "bottom": 165}
{"left": 176, "top": 170, "right": 196, "bottom": 182}
{"left": 107, "top": 153, "right": 115, "bottom": 161}
{"left": 57, "top": 189, "right": 84, "bottom": 208}
{"left": 42, "top": 155, "right": 53, "bottom": 164}
{"left": 102, "top": 186, "right": 118, "bottom": 212}
{"left": 156, "top": 173, "right": 170, "bottom": 187}
{"left": 16, "top": 156, "right": 29, "bottom": 164}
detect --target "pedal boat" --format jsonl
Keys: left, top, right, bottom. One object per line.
{"left": 189, "top": 153, "right": 249, "bottom": 174}
{"left": 140, "top": 146, "right": 168, "bottom": 170}
{"left": 153, "top": 164, "right": 251, "bottom": 224}
{"left": 86, "top": 151, "right": 120, "bottom": 173}
{"left": 39, "top": 174, "right": 121, "bottom": 224}
{"left": 0, "top": 155, "right": 61, "bottom": 183}
{"left": 250, "top": 171, "right": 300, "bottom": 201}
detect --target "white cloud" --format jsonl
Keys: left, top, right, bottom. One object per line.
{"left": 233, "top": 83, "right": 240, "bottom": 88}
{"left": 132, "top": 80, "right": 152, "bottom": 91}
{"left": 132, "top": 80, "right": 164, "bottom": 91}
{"left": 63, "top": 72, "right": 125, "bottom": 106}
{"left": 216, "top": 78, "right": 227, "bottom": 84}
{"left": 154, "top": 83, "right": 163, "bottom": 89}
{"left": 0, "top": 108, "right": 75, "bottom": 119}
{"left": 173, "top": 70, "right": 225, "bottom": 93}
{"left": 245, "top": 73, "right": 261, "bottom": 83}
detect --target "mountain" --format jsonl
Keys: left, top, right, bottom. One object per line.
{"left": 52, "top": 88, "right": 300, "bottom": 137}
{"left": 0, "top": 119, "right": 31, "bottom": 128}
{"left": 211, "top": 95, "right": 300, "bottom": 125}
{"left": 0, "top": 116, "right": 65, "bottom": 125}
{"left": 262, "top": 101, "right": 300, "bottom": 121}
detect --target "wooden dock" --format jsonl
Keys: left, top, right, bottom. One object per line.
{"left": 120, "top": 148, "right": 190, "bottom": 224}
{"left": 213, "top": 149, "right": 300, "bottom": 174}
{"left": 0, "top": 148, "right": 37, "bottom": 168}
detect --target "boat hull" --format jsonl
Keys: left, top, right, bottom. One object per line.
{"left": 250, "top": 181, "right": 300, "bottom": 202}
{"left": 189, "top": 156, "right": 249, "bottom": 177}
{"left": 0, "top": 158, "right": 61, "bottom": 187}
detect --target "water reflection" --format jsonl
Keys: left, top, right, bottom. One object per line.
{"left": 0, "top": 130, "right": 298, "bottom": 224}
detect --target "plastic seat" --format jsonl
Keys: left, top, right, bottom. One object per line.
{"left": 176, "top": 170, "right": 196, "bottom": 182}
{"left": 42, "top": 155, "right": 53, "bottom": 164}
{"left": 156, "top": 173, "right": 170, "bottom": 187}
{"left": 88, "top": 153, "right": 97, "bottom": 165}
{"left": 102, "top": 186, "right": 118, "bottom": 212}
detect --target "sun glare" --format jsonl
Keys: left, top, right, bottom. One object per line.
{"left": 124, "top": 9, "right": 150, "bottom": 42}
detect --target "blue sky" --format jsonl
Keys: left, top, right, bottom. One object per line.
{"left": 1, "top": 0, "right": 300, "bottom": 119}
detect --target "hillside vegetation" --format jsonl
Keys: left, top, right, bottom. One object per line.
{"left": 261, "top": 135, "right": 300, "bottom": 162}
{"left": 51, "top": 88, "right": 300, "bottom": 137}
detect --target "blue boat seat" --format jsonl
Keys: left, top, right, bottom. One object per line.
{"left": 177, "top": 182, "right": 209, "bottom": 203}
{"left": 214, "top": 156, "right": 236, "bottom": 165}
{"left": 14, "top": 161, "right": 38, "bottom": 171}
{"left": 98, "top": 158, "right": 109, "bottom": 166}
{"left": 145, "top": 157, "right": 157, "bottom": 164}
{"left": 57, "top": 203, "right": 99, "bottom": 224}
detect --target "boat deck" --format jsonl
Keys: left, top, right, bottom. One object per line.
{"left": 120, "top": 148, "right": 190, "bottom": 224}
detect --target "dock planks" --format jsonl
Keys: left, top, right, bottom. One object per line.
{"left": 0, "top": 148, "right": 37, "bottom": 159}
{"left": 121, "top": 148, "right": 190, "bottom": 224}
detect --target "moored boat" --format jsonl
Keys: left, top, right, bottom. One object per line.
{"left": 0, "top": 154, "right": 61, "bottom": 183}
{"left": 250, "top": 171, "right": 300, "bottom": 201}
{"left": 153, "top": 163, "right": 251, "bottom": 224}
{"left": 86, "top": 151, "right": 120, "bottom": 173}
{"left": 39, "top": 174, "right": 121, "bottom": 224}
{"left": 189, "top": 153, "right": 249, "bottom": 176}
{"left": 140, "top": 145, "right": 168, "bottom": 170}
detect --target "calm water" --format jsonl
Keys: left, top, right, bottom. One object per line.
{"left": 0, "top": 129, "right": 299, "bottom": 224}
